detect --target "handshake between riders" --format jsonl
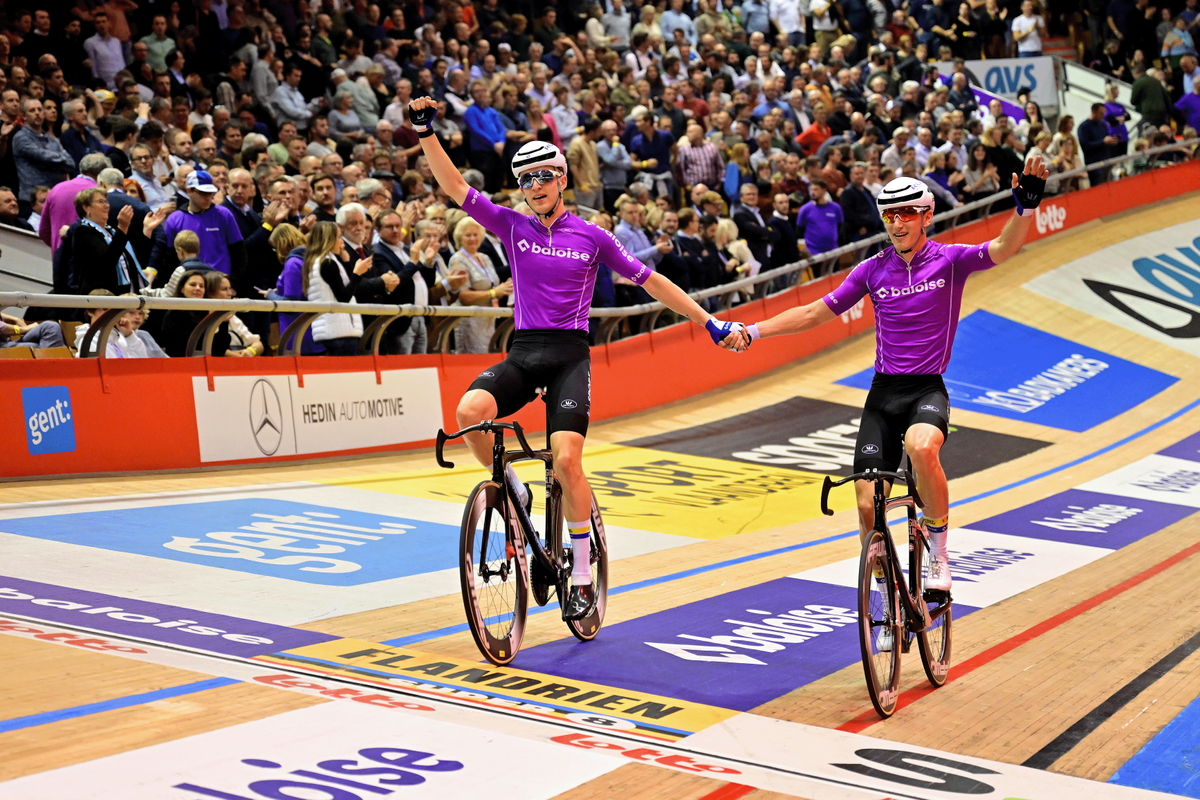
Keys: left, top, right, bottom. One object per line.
{"left": 407, "top": 96, "right": 746, "bottom": 620}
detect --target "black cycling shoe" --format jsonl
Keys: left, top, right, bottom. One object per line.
{"left": 562, "top": 583, "right": 596, "bottom": 621}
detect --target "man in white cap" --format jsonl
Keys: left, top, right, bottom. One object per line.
{"left": 149, "top": 169, "right": 247, "bottom": 279}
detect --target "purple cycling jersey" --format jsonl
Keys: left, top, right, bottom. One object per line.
{"left": 823, "top": 239, "right": 995, "bottom": 375}
{"left": 463, "top": 188, "right": 653, "bottom": 330}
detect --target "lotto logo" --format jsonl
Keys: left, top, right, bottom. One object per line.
{"left": 22, "top": 386, "right": 75, "bottom": 455}
{"left": 175, "top": 747, "right": 465, "bottom": 799}
{"left": 551, "top": 733, "right": 741, "bottom": 774}
{"left": 1035, "top": 203, "right": 1067, "bottom": 234}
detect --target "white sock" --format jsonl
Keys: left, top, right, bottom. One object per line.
{"left": 926, "top": 515, "right": 949, "bottom": 559}
{"left": 568, "top": 520, "right": 591, "bottom": 582}
{"left": 507, "top": 464, "right": 528, "bottom": 507}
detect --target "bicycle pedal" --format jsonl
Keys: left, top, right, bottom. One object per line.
{"left": 924, "top": 589, "right": 951, "bottom": 605}
{"left": 506, "top": 541, "right": 515, "bottom": 560}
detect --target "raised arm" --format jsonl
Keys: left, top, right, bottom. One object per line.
{"left": 409, "top": 96, "right": 470, "bottom": 206}
{"left": 987, "top": 155, "right": 1050, "bottom": 265}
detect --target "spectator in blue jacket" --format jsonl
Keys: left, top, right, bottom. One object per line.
{"left": 1078, "top": 102, "right": 1116, "bottom": 185}
{"left": 12, "top": 98, "right": 74, "bottom": 214}
{"left": 463, "top": 80, "right": 508, "bottom": 192}
{"left": 60, "top": 99, "right": 105, "bottom": 171}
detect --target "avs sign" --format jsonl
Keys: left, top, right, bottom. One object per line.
{"left": 936, "top": 57, "right": 1056, "bottom": 109}
{"left": 1026, "top": 219, "right": 1200, "bottom": 357}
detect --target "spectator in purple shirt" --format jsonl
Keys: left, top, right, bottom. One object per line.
{"left": 1176, "top": 74, "right": 1200, "bottom": 133}
{"left": 796, "top": 178, "right": 844, "bottom": 258}
{"left": 148, "top": 170, "right": 246, "bottom": 279}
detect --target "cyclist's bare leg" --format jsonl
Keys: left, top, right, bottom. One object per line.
{"left": 550, "top": 430, "right": 592, "bottom": 527}
{"left": 904, "top": 423, "right": 948, "bottom": 519}
{"left": 456, "top": 389, "right": 500, "bottom": 469}
{"left": 855, "top": 478, "right": 893, "bottom": 542}
{"left": 551, "top": 430, "right": 597, "bottom": 615}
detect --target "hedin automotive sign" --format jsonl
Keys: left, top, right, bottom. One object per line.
{"left": 191, "top": 368, "right": 443, "bottom": 462}
{"left": 1026, "top": 219, "right": 1200, "bottom": 357}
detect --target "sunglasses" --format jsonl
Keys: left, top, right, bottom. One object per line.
{"left": 881, "top": 206, "right": 926, "bottom": 224}
{"left": 518, "top": 169, "right": 561, "bottom": 189}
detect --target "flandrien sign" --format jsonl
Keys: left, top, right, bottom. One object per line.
{"left": 192, "top": 368, "right": 443, "bottom": 462}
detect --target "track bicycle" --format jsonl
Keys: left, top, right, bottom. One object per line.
{"left": 821, "top": 468, "right": 953, "bottom": 718}
{"left": 436, "top": 420, "right": 608, "bottom": 666}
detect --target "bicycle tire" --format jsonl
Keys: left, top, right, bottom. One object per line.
{"left": 916, "top": 533, "right": 953, "bottom": 687}
{"left": 858, "top": 528, "right": 901, "bottom": 718}
{"left": 459, "top": 481, "right": 529, "bottom": 666}
{"left": 566, "top": 491, "right": 609, "bottom": 641}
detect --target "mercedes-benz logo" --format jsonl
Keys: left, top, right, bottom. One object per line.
{"left": 248, "top": 379, "right": 283, "bottom": 456}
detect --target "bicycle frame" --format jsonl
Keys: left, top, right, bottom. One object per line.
{"left": 437, "top": 420, "right": 569, "bottom": 584}
{"left": 821, "top": 469, "right": 950, "bottom": 634}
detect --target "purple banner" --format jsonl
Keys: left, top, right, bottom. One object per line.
{"left": 965, "top": 489, "right": 1195, "bottom": 550}
{"left": 517, "top": 577, "right": 975, "bottom": 711}
{"left": 1159, "top": 432, "right": 1200, "bottom": 465}
{"left": 0, "top": 576, "right": 337, "bottom": 657}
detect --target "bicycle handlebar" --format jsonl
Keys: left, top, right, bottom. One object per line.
{"left": 435, "top": 420, "right": 538, "bottom": 469}
{"left": 820, "top": 469, "right": 917, "bottom": 516}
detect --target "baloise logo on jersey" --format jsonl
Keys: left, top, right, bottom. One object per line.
{"left": 516, "top": 238, "right": 592, "bottom": 260}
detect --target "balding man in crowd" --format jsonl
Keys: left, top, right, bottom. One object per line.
{"left": 39, "top": 152, "right": 113, "bottom": 252}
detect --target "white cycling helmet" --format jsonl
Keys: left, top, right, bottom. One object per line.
{"left": 876, "top": 177, "right": 935, "bottom": 215}
{"left": 511, "top": 141, "right": 568, "bottom": 178}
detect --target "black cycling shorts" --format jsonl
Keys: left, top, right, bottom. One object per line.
{"left": 468, "top": 329, "right": 592, "bottom": 436}
{"left": 854, "top": 372, "right": 951, "bottom": 473}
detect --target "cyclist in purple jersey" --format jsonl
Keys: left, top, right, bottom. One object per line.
{"left": 408, "top": 96, "right": 744, "bottom": 620}
{"left": 732, "top": 157, "right": 1051, "bottom": 599}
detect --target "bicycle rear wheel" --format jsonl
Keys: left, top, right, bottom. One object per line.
{"left": 460, "top": 481, "right": 529, "bottom": 666}
{"left": 858, "top": 528, "right": 901, "bottom": 718}
{"left": 566, "top": 492, "right": 609, "bottom": 642}
{"left": 916, "top": 535, "right": 953, "bottom": 687}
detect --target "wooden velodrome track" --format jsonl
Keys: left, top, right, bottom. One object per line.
{"left": 5, "top": 193, "right": 1200, "bottom": 799}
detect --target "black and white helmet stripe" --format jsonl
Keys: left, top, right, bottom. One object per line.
{"left": 511, "top": 142, "right": 569, "bottom": 178}
{"left": 876, "top": 177, "right": 935, "bottom": 213}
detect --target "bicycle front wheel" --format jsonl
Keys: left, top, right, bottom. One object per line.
{"left": 858, "top": 529, "right": 901, "bottom": 718}
{"left": 566, "top": 491, "right": 609, "bottom": 642}
{"left": 917, "top": 536, "right": 953, "bottom": 687}
{"left": 460, "top": 481, "right": 529, "bottom": 665}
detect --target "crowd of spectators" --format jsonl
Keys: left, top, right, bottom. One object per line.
{"left": 0, "top": 0, "right": 1198, "bottom": 355}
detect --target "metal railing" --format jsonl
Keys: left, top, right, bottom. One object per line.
{"left": 2, "top": 144, "right": 1195, "bottom": 359}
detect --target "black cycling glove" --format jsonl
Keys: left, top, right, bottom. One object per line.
{"left": 1013, "top": 170, "right": 1046, "bottom": 217}
{"left": 409, "top": 101, "right": 436, "bottom": 130}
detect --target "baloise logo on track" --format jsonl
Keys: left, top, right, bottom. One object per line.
{"left": 176, "top": 747, "right": 465, "bottom": 800}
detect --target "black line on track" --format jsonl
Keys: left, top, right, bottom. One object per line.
{"left": 1021, "top": 628, "right": 1200, "bottom": 770}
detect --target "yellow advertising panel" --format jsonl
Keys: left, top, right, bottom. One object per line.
{"left": 323, "top": 444, "right": 853, "bottom": 538}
